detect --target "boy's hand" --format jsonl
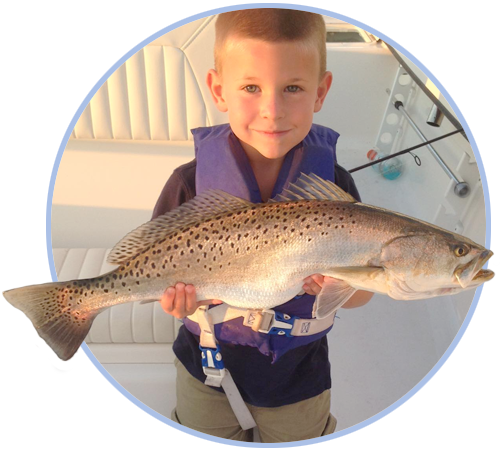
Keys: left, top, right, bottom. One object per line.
{"left": 302, "top": 274, "right": 373, "bottom": 308}
{"left": 159, "top": 283, "right": 223, "bottom": 319}
{"left": 302, "top": 274, "right": 327, "bottom": 295}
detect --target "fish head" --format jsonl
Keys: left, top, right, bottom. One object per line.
{"left": 378, "top": 231, "right": 494, "bottom": 299}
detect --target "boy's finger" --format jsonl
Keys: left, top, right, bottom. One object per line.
{"left": 160, "top": 286, "right": 176, "bottom": 313}
{"left": 303, "top": 277, "right": 321, "bottom": 294}
{"left": 184, "top": 284, "right": 197, "bottom": 314}
{"left": 173, "top": 282, "right": 186, "bottom": 313}
{"left": 310, "top": 274, "right": 325, "bottom": 285}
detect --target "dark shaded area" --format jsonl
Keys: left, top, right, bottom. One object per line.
{"left": 0, "top": 209, "right": 50, "bottom": 281}
{"left": 0, "top": 285, "right": 35, "bottom": 406}
{"left": 0, "top": 16, "right": 48, "bottom": 204}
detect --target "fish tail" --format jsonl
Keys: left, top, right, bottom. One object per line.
{"left": 3, "top": 281, "right": 100, "bottom": 361}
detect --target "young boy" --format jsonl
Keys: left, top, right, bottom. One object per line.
{"left": 152, "top": 9, "right": 373, "bottom": 442}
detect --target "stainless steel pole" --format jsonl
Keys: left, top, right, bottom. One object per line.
{"left": 394, "top": 100, "right": 470, "bottom": 197}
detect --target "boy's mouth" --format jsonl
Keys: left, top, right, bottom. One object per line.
{"left": 255, "top": 129, "right": 291, "bottom": 137}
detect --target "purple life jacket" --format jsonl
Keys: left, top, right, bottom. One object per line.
{"left": 184, "top": 123, "right": 339, "bottom": 362}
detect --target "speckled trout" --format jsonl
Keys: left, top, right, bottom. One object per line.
{"left": 4, "top": 174, "right": 494, "bottom": 360}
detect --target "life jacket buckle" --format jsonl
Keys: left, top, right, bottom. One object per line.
{"left": 256, "top": 309, "right": 298, "bottom": 337}
{"left": 199, "top": 344, "right": 226, "bottom": 387}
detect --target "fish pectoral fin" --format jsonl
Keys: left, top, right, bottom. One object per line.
{"left": 312, "top": 279, "right": 357, "bottom": 319}
{"left": 139, "top": 299, "right": 160, "bottom": 305}
{"left": 327, "top": 266, "right": 385, "bottom": 281}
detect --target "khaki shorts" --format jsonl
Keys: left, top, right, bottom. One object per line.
{"left": 171, "top": 359, "right": 337, "bottom": 443}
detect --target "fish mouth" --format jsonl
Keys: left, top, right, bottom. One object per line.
{"left": 455, "top": 250, "right": 494, "bottom": 288}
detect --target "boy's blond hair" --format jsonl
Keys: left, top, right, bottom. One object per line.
{"left": 214, "top": 9, "right": 327, "bottom": 77}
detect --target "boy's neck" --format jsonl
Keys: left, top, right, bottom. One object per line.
{"left": 243, "top": 145, "right": 285, "bottom": 202}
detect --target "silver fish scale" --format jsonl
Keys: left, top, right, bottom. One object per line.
{"left": 94, "top": 200, "right": 402, "bottom": 310}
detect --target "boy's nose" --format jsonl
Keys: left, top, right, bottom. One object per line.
{"left": 259, "top": 93, "right": 285, "bottom": 120}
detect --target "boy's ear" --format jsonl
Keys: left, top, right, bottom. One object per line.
{"left": 206, "top": 69, "right": 228, "bottom": 113}
{"left": 314, "top": 71, "right": 333, "bottom": 113}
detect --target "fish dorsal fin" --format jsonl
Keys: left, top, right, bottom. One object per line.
{"left": 271, "top": 173, "right": 358, "bottom": 203}
{"left": 107, "top": 190, "right": 254, "bottom": 264}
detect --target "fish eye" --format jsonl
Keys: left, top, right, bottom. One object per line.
{"left": 454, "top": 245, "right": 470, "bottom": 257}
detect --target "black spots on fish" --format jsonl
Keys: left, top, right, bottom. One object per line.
{"left": 136, "top": 281, "right": 140, "bottom": 285}
{"left": 122, "top": 282, "right": 126, "bottom": 287}
{"left": 198, "top": 244, "right": 203, "bottom": 250}
{"left": 144, "top": 256, "right": 149, "bottom": 265}
{"left": 152, "top": 263, "right": 156, "bottom": 269}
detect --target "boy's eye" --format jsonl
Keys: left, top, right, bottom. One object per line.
{"left": 243, "top": 85, "right": 259, "bottom": 93}
{"left": 285, "top": 85, "right": 301, "bottom": 93}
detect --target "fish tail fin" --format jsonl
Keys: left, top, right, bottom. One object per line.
{"left": 3, "top": 281, "right": 99, "bottom": 361}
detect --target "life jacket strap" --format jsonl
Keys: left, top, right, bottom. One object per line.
{"left": 189, "top": 305, "right": 335, "bottom": 337}
{"left": 195, "top": 306, "right": 257, "bottom": 430}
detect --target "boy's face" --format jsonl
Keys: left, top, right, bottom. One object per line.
{"left": 207, "top": 38, "right": 332, "bottom": 161}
